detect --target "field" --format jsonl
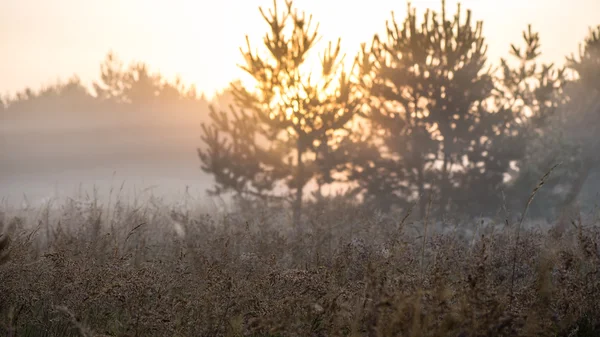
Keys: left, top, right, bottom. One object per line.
{"left": 2, "top": 0, "right": 599, "bottom": 335}
{"left": 0, "top": 193, "right": 599, "bottom": 337}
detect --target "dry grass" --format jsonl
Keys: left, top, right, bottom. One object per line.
{"left": 0, "top": 194, "right": 599, "bottom": 337}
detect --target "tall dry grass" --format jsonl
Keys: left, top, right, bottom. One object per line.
{"left": 0, "top": 191, "right": 599, "bottom": 337}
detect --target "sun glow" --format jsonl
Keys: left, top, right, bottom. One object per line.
{"left": 1, "top": 0, "right": 598, "bottom": 100}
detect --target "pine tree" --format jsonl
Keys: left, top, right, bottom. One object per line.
{"left": 357, "top": 1, "right": 509, "bottom": 217}
{"left": 563, "top": 25, "right": 600, "bottom": 166}
{"left": 501, "top": 27, "right": 572, "bottom": 219}
{"left": 506, "top": 27, "right": 600, "bottom": 224}
{"left": 466, "top": 25, "right": 566, "bottom": 218}
{"left": 553, "top": 26, "right": 600, "bottom": 218}
{"left": 198, "top": 0, "right": 361, "bottom": 229}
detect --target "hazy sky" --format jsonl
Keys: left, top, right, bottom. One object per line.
{"left": 1, "top": 0, "right": 599, "bottom": 98}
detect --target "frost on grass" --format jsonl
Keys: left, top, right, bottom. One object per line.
{"left": 0, "top": 195, "right": 599, "bottom": 337}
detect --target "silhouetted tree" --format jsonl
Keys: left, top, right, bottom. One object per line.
{"left": 334, "top": 119, "right": 408, "bottom": 212}
{"left": 93, "top": 52, "right": 200, "bottom": 111}
{"left": 468, "top": 25, "right": 566, "bottom": 219}
{"left": 560, "top": 26, "right": 600, "bottom": 207}
{"left": 518, "top": 26, "right": 600, "bottom": 221}
{"left": 198, "top": 0, "right": 362, "bottom": 229}
{"left": 356, "top": 1, "right": 520, "bottom": 218}
{"left": 501, "top": 28, "right": 584, "bottom": 219}
{"left": 3, "top": 76, "right": 98, "bottom": 114}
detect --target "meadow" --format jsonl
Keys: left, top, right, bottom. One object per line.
{"left": 0, "top": 189, "right": 599, "bottom": 337}
{"left": 2, "top": 1, "right": 599, "bottom": 335}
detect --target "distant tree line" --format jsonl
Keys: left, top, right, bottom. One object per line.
{"left": 0, "top": 51, "right": 227, "bottom": 118}
{"left": 198, "top": 0, "right": 600, "bottom": 227}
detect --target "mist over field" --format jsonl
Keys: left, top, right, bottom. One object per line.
{"left": 2, "top": 0, "right": 600, "bottom": 336}
{"left": 1, "top": 109, "right": 214, "bottom": 207}
{"left": 1, "top": 0, "right": 599, "bottom": 218}
{"left": 0, "top": 79, "right": 239, "bottom": 209}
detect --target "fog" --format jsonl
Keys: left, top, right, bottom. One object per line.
{"left": 1, "top": 109, "right": 215, "bottom": 208}
{"left": 1, "top": 0, "right": 599, "bottom": 223}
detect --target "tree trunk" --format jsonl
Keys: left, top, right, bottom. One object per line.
{"left": 439, "top": 151, "right": 451, "bottom": 219}
{"left": 293, "top": 144, "right": 304, "bottom": 232}
{"left": 418, "top": 166, "right": 427, "bottom": 219}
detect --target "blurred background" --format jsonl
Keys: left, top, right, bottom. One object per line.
{"left": 1, "top": 0, "right": 599, "bottom": 221}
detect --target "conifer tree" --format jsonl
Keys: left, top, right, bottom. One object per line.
{"left": 563, "top": 25, "right": 600, "bottom": 170}
{"left": 524, "top": 25, "right": 600, "bottom": 219}
{"left": 501, "top": 27, "right": 573, "bottom": 219}
{"left": 467, "top": 25, "right": 566, "bottom": 218}
{"left": 198, "top": 0, "right": 361, "bottom": 228}
{"left": 357, "top": 1, "right": 508, "bottom": 217}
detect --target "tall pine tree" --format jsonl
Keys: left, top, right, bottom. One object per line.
{"left": 356, "top": 1, "right": 509, "bottom": 218}
{"left": 562, "top": 25, "right": 600, "bottom": 203}
{"left": 501, "top": 27, "right": 570, "bottom": 220}
{"left": 198, "top": 0, "right": 361, "bottom": 228}
{"left": 542, "top": 26, "right": 600, "bottom": 222}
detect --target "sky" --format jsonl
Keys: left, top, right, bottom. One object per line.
{"left": 1, "top": 0, "right": 599, "bottom": 99}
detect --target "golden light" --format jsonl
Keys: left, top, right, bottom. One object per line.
{"left": 2, "top": 0, "right": 598, "bottom": 101}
